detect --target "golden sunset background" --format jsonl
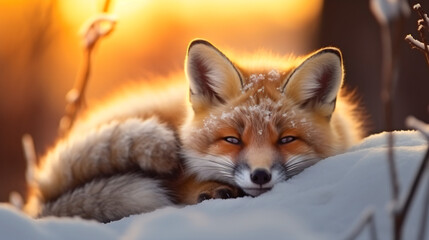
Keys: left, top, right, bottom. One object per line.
{"left": 0, "top": 0, "right": 427, "bottom": 202}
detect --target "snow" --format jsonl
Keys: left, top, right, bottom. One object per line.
{"left": 243, "top": 70, "right": 281, "bottom": 92}
{"left": 267, "top": 69, "right": 280, "bottom": 81}
{"left": 1, "top": 131, "right": 428, "bottom": 240}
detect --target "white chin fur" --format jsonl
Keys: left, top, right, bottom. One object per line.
{"left": 242, "top": 188, "right": 271, "bottom": 197}
{"left": 234, "top": 167, "right": 284, "bottom": 196}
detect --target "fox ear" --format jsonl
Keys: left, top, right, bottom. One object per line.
{"left": 186, "top": 39, "right": 243, "bottom": 110}
{"left": 281, "top": 48, "right": 343, "bottom": 118}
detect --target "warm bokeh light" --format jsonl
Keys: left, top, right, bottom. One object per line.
{"left": 60, "top": 0, "right": 322, "bottom": 28}
{"left": 0, "top": 0, "right": 322, "bottom": 202}
{"left": 56, "top": 0, "right": 323, "bottom": 99}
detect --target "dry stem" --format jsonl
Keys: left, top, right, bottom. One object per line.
{"left": 414, "top": 4, "right": 429, "bottom": 29}
{"left": 405, "top": 34, "right": 427, "bottom": 52}
{"left": 370, "top": 1, "right": 410, "bottom": 239}
{"left": 404, "top": 116, "right": 429, "bottom": 240}
{"left": 58, "top": 1, "right": 115, "bottom": 137}
{"left": 404, "top": 4, "right": 429, "bottom": 68}
{"left": 343, "top": 207, "right": 378, "bottom": 240}
{"left": 418, "top": 170, "right": 429, "bottom": 240}
{"left": 21, "top": 134, "right": 37, "bottom": 183}
{"left": 380, "top": 17, "right": 400, "bottom": 207}
{"left": 103, "top": 0, "right": 111, "bottom": 12}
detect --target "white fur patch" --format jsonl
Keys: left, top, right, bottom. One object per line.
{"left": 284, "top": 154, "right": 321, "bottom": 178}
{"left": 41, "top": 173, "right": 173, "bottom": 222}
{"left": 234, "top": 167, "right": 284, "bottom": 196}
{"left": 182, "top": 149, "right": 235, "bottom": 184}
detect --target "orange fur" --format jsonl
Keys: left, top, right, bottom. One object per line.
{"left": 25, "top": 39, "right": 365, "bottom": 222}
{"left": 181, "top": 40, "right": 365, "bottom": 196}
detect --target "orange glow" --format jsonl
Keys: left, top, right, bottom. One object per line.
{"left": 60, "top": 0, "right": 322, "bottom": 28}
{"left": 58, "top": 0, "right": 323, "bottom": 46}
{"left": 0, "top": 0, "right": 323, "bottom": 109}
{"left": 59, "top": 0, "right": 323, "bottom": 44}
{"left": 0, "top": 0, "right": 323, "bottom": 202}
{"left": 56, "top": 0, "right": 323, "bottom": 97}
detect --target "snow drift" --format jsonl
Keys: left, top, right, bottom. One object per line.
{"left": 1, "top": 131, "right": 428, "bottom": 240}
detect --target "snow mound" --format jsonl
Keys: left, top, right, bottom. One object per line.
{"left": 1, "top": 131, "right": 428, "bottom": 240}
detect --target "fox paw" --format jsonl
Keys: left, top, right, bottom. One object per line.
{"left": 196, "top": 184, "right": 243, "bottom": 203}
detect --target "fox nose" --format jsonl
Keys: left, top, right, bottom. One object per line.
{"left": 250, "top": 168, "right": 271, "bottom": 185}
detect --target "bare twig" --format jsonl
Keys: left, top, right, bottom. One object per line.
{"left": 415, "top": 4, "right": 429, "bottom": 68}
{"left": 15, "top": 134, "right": 38, "bottom": 209}
{"left": 414, "top": 4, "right": 429, "bottom": 30}
{"left": 405, "top": 116, "right": 429, "bottom": 240}
{"left": 380, "top": 21, "right": 400, "bottom": 202}
{"left": 370, "top": 0, "right": 410, "bottom": 239}
{"left": 405, "top": 34, "right": 427, "bottom": 52}
{"left": 102, "top": 0, "right": 112, "bottom": 12}
{"left": 403, "top": 5, "right": 429, "bottom": 240}
{"left": 9, "top": 191, "right": 24, "bottom": 209}
{"left": 22, "top": 134, "right": 37, "bottom": 183}
{"left": 417, "top": 25, "right": 429, "bottom": 68}
{"left": 58, "top": 1, "right": 116, "bottom": 137}
{"left": 347, "top": 2, "right": 429, "bottom": 240}
{"left": 392, "top": 141, "right": 429, "bottom": 239}
{"left": 405, "top": 4, "right": 429, "bottom": 68}
{"left": 406, "top": 116, "right": 429, "bottom": 139}
{"left": 418, "top": 169, "right": 429, "bottom": 240}
{"left": 371, "top": 0, "right": 406, "bottom": 203}
{"left": 343, "top": 207, "right": 378, "bottom": 240}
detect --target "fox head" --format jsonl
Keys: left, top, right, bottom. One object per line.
{"left": 181, "top": 39, "right": 351, "bottom": 196}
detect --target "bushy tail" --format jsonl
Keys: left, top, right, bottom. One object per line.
{"left": 25, "top": 117, "right": 180, "bottom": 220}
{"left": 40, "top": 173, "right": 173, "bottom": 223}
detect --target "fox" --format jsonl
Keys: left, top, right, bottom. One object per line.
{"left": 23, "top": 39, "right": 364, "bottom": 223}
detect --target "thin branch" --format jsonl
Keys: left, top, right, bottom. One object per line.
{"left": 9, "top": 191, "right": 24, "bottom": 210}
{"left": 370, "top": 1, "right": 410, "bottom": 239}
{"left": 417, "top": 26, "right": 429, "bottom": 68}
{"left": 22, "top": 134, "right": 37, "bottom": 183}
{"left": 102, "top": 0, "right": 112, "bottom": 12}
{"left": 380, "top": 15, "right": 400, "bottom": 206}
{"left": 418, "top": 169, "right": 429, "bottom": 240}
{"left": 402, "top": 116, "right": 429, "bottom": 239}
{"left": 58, "top": 2, "right": 116, "bottom": 137}
{"left": 405, "top": 34, "right": 427, "bottom": 52}
{"left": 406, "top": 116, "right": 429, "bottom": 139}
{"left": 405, "top": 4, "right": 429, "bottom": 68}
{"left": 343, "top": 207, "right": 378, "bottom": 240}
{"left": 415, "top": 4, "right": 429, "bottom": 68}
{"left": 414, "top": 4, "right": 429, "bottom": 29}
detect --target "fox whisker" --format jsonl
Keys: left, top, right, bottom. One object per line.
{"left": 283, "top": 156, "right": 321, "bottom": 178}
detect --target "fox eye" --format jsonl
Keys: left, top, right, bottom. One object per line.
{"left": 278, "top": 136, "right": 297, "bottom": 144}
{"left": 223, "top": 136, "right": 241, "bottom": 145}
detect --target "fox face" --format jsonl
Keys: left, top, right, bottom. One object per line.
{"left": 181, "top": 39, "right": 358, "bottom": 197}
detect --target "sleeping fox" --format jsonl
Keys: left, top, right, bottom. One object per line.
{"left": 24, "top": 39, "right": 364, "bottom": 222}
